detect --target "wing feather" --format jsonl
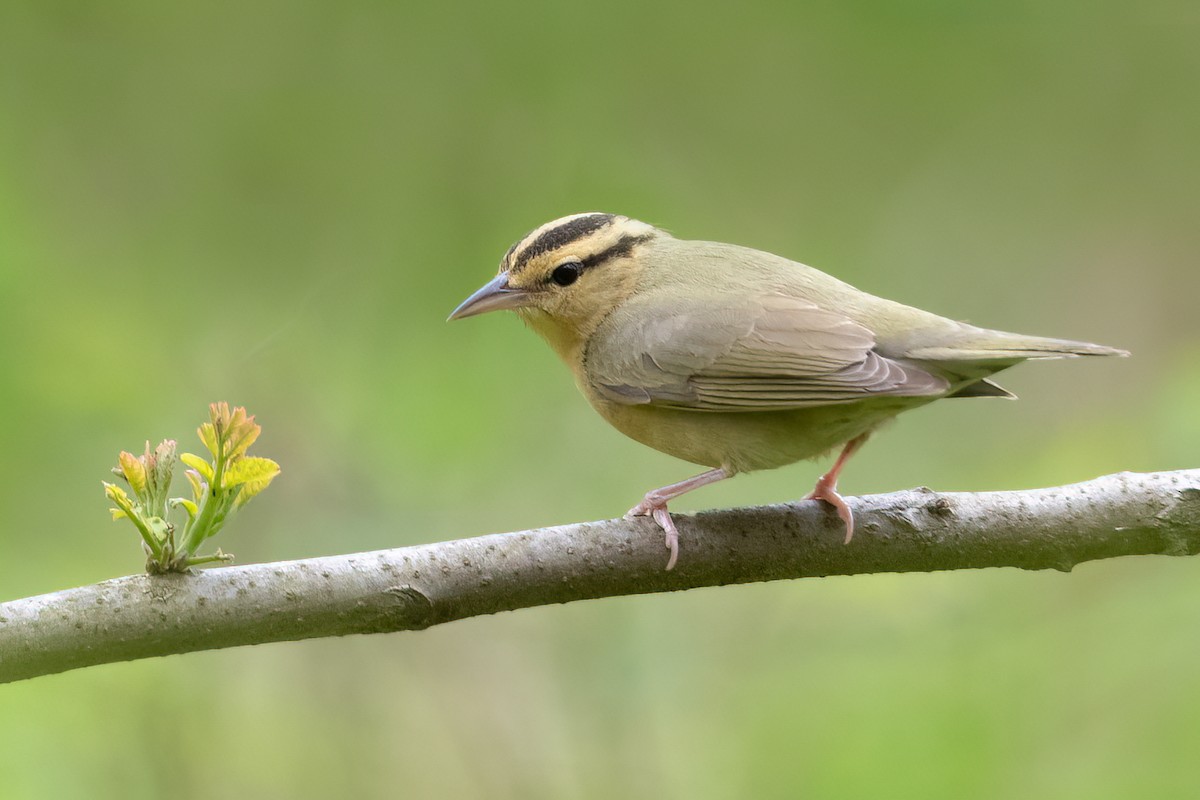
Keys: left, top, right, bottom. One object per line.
{"left": 587, "top": 292, "right": 948, "bottom": 411}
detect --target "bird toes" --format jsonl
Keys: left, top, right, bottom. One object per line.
{"left": 625, "top": 500, "right": 679, "bottom": 570}
{"left": 651, "top": 506, "right": 680, "bottom": 571}
{"left": 807, "top": 479, "right": 856, "bottom": 544}
{"left": 624, "top": 503, "right": 652, "bottom": 519}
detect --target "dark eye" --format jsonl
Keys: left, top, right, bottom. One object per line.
{"left": 550, "top": 262, "right": 582, "bottom": 287}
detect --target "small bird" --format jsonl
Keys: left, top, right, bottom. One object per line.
{"left": 450, "top": 213, "right": 1126, "bottom": 569}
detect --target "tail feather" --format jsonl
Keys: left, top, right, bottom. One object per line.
{"left": 947, "top": 378, "right": 1017, "bottom": 399}
{"left": 906, "top": 329, "right": 1129, "bottom": 362}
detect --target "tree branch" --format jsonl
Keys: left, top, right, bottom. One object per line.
{"left": 3, "top": 469, "right": 1199, "bottom": 684}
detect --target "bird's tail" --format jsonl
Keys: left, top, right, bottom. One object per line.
{"left": 905, "top": 328, "right": 1129, "bottom": 362}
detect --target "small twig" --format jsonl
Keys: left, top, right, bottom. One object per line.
{"left": 2, "top": 469, "right": 1198, "bottom": 684}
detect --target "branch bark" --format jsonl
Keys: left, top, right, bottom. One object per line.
{"left": 3, "top": 469, "right": 1199, "bottom": 684}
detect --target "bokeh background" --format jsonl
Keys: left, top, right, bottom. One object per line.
{"left": 2, "top": 1, "right": 1199, "bottom": 797}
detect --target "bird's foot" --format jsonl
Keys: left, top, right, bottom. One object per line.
{"left": 625, "top": 467, "right": 733, "bottom": 571}
{"left": 806, "top": 475, "right": 855, "bottom": 544}
{"left": 626, "top": 498, "right": 680, "bottom": 571}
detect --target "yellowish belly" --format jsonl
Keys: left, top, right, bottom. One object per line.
{"left": 590, "top": 396, "right": 933, "bottom": 473}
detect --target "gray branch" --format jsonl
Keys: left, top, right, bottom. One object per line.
{"left": 3, "top": 469, "right": 1199, "bottom": 684}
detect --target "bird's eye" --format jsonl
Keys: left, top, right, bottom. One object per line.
{"left": 550, "top": 262, "right": 582, "bottom": 287}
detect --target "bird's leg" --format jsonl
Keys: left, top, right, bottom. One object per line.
{"left": 806, "top": 433, "right": 870, "bottom": 544}
{"left": 627, "top": 466, "right": 733, "bottom": 571}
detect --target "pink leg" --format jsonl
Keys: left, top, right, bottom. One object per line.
{"left": 627, "top": 466, "right": 733, "bottom": 571}
{"left": 806, "top": 434, "right": 869, "bottom": 544}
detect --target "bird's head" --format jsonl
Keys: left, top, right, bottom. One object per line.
{"left": 449, "top": 213, "right": 659, "bottom": 359}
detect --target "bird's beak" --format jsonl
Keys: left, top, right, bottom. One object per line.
{"left": 447, "top": 272, "right": 532, "bottom": 321}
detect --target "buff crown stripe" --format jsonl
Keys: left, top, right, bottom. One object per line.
{"left": 510, "top": 213, "right": 616, "bottom": 272}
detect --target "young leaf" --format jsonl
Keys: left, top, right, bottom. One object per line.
{"left": 169, "top": 497, "right": 199, "bottom": 520}
{"left": 184, "top": 469, "right": 206, "bottom": 503}
{"left": 118, "top": 451, "right": 148, "bottom": 497}
{"left": 148, "top": 440, "right": 177, "bottom": 489}
{"left": 226, "top": 418, "right": 261, "bottom": 459}
{"left": 104, "top": 481, "right": 133, "bottom": 508}
{"left": 211, "top": 401, "right": 231, "bottom": 423}
{"left": 225, "top": 457, "right": 280, "bottom": 507}
{"left": 105, "top": 402, "right": 278, "bottom": 573}
{"left": 209, "top": 402, "right": 232, "bottom": 442}
{"left": 223, "top": 456, "right": 279, "bottom": 487}
{"left": 225, "top": 455, "right": 280, "bottom": 489}
{"left": 198, "top": 422, "right": 219, "bottom": 458}
{"left": 146, "top": 516, "right": 171, "bottom": 545}
{"left": 103, "top": 481, "right": 161, "bottom": 557}
{"left": 180, "top": 453, "right": 214, "bottom": 483}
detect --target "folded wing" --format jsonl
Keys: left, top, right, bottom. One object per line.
{"left": 586, "top": 293, "right": 948, "bottom": 411}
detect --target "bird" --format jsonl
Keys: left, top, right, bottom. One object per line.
{"left": 449, "top": 212, "right": 1126, "bottom": 570}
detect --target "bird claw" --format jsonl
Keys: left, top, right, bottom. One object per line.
{"left": 652, "top": 507, "right": 680, "bottom": 571}
{"left": 624, "top": 467, "right": 731, "bottom": 571}
{"left": 626, "top": 499, "right": 679, "bottom": 571}
{"left": 806, "top": 478, "right": 855, "bottom": 544}
{"left": 624, "top": 501, "right": 653, "bottom": 519}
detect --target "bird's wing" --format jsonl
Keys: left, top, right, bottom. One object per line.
{"left": 586, "top": 293, "right": 948, "bottom": 411}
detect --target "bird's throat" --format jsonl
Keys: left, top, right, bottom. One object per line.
{"left": 517, "top": 308, "right": 588, "bottom": 368}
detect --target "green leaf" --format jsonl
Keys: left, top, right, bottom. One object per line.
{"left": 185, "top": 469, "right": 205, "bottom": 502}
{"left": 224, "top": 456, "right": 279, "bottom": 486}
{"left": 169, "top": 497, "right": 198, "bottom": 519}
{"left": 226, "top": 420, "right": 260, "bottom": 459}
{"left": 181, "top": 452, "right": 214, "bottom": 483}
{"left": 225, "top": 457, "right": 280, "bottom": 506}
{"left": 104, "top": 480, "right": 132, "bottom": 507}
{"left": 148, "top": 440, "right": 177, "bottom": 489}
{"left": 118, "top": 451, "right": 147, "bottom": 497}
{"left": 103, "top": 481, "right": 162, "bottom": 557}
{"left": 146, "top": 516, "right": 171, "bottom": 545}
{"left": 198, "top": 422, "right": 219, "bottom": 457}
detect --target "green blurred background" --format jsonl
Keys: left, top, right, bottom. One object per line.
{"left": 2, "top": 1, "right": 1199, "bottom": 797}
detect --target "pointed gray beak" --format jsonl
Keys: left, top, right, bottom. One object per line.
{"left": 447, "top": 272, "right": 532, "bottom": 321}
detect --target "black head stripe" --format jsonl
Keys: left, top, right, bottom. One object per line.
{"left": 500, "top": 241, "right": 521, "bottom": 272}
{"left": 512, "top": 214, "right": 616, "bottom": 271}
{"left": 580, "top": 233, "right": 653, "bottom": 269}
